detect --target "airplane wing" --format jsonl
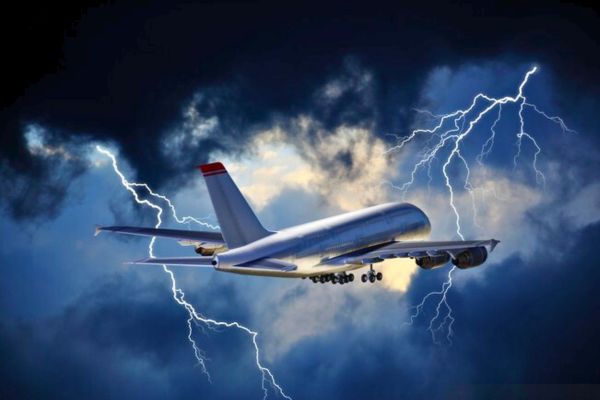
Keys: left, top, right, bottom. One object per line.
{"left": 237, "top": 258, "right": 297, "bottom": 272}
{"left": 322, "top": 239, "right": 500, "bottom": 265}
{"left": 95, "top": 225, "right": 225, "bottom": 245}
{"left": 126, "top": 256, "right": 214, "bottom": 267}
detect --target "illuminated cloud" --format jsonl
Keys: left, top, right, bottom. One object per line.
{"left": 24, "top": 125, "right": 77, "bottom": 161}
{"left": 378, "top": 258, "right": 419, "bottom": 292}
{"left": 23, "top": 124, "right": 115, "bottom": 169}
{"left": 212, "top": 119, "right": 395, "bottom": 213}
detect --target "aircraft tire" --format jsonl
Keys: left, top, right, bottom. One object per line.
{"left": 376, "top": 272, "right": 383, "bottom": 281}
{"left": 361, "top": 274, "right": 368, "bottom": 283}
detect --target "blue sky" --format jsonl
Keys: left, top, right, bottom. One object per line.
{"left": 1, "top": 2, "right": 600, "bottom": 399}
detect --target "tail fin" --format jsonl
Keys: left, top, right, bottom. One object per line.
{"left": 198, "top": 162, "right": 272, "bottom": 248}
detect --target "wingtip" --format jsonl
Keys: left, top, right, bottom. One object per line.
{"left": 126, "top": 257, "right": 153, "bottom": 265}
{"left": 94, "top": 225, "right": 103, "bottom": 237}
{"left": 490, "top": 239, "right": 500, "bottom": 252}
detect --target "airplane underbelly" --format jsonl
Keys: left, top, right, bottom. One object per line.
{"left": 222, "top": 263, "right": 363, "bottom": 278}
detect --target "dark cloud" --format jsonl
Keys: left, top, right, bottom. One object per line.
{"left": 1, "top": 1, "right": 598, "bottom": 219}
{"left": 0, "top": 277, "right": 185, "bottom": 399}
{"left": 3, "top": 224, "right": 600, "bottom": 399}
{"left": 443, "top": 227, "right": 600, "bottom": 385}
{"left": 0, "top": 274, "right": 271, "bottom": 399}
{"left": 0, "top": 130, "right": 88, "bottom": 220}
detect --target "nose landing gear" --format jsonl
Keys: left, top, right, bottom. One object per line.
{"left": 361, "top": 264, "right": 383, "bottom": 283}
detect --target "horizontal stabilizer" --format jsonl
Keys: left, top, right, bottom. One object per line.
{"left": 96, "top": 226, "right": 224, "bottom": 244}
{"left": 127, "top": 256, "right": 214, "bottom": 267}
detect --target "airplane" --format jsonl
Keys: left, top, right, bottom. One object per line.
{"left": 96, "top": 162, "right": 500, "bottom": 285}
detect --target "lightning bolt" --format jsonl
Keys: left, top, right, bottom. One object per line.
{"left": 96, "top": 145, "right": 291, "bottom": 400}
{"left": 391, "top": 66, "right": 573, "bottom": 344}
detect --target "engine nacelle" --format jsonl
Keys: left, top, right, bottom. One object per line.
{"left": 416, "top": 254, "right": 450, "bottom": 270}
{"left": 452, "top": 246, "right": 488, "bottom": 269}
{"left": 194, "top": 246, "right": 226, "bottom": 256}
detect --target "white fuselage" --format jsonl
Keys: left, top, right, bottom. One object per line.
{"left": 215, "top": 202, "right": 431, "bottom": 277}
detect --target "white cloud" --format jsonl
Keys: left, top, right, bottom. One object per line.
{"left": 561, "top": 182, "right": 600, "bottom": 230}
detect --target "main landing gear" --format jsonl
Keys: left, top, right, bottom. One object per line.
{"left": 310, "top": 272, "right": 355, "bottom": 285}
{"left": 308, "top": 265, "right": 383, "bottom": 285}
{"left": 361, "top": 264, "right": 383, "bottom": 283}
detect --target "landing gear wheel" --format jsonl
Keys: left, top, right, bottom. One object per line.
{"left": 361, "top": 274, "right": 368, "bottom": 283}
{"left": 348, "top": 273, "right": 354, "bottom": 282}
{"left": 339, "top": 278, "right": 345, "bottom": 285}
{"left": 369, "top": 274, "right": 376, "bottom": 283}
{"left": 320, "top": 276, "right": 326, "bottom": 283}
{"left": 376, "top": 272, "right": 383, "bottom": 281}
{"left": 332, "top": 275, "right": 338, "bottom": 284}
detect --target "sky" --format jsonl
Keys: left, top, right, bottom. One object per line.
{"left": 1, "top": 2, "right": 600, "bottom": 399}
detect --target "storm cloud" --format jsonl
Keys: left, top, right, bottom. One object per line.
{"left": 2, "top": 1, "right": 599, "bottom": 219}
{"left": 2, "top": 2, "right": 600, "bottom": 399}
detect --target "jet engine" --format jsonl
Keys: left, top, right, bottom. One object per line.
{"left": 451, "top": 246, "right": 488, "bottom": 269}
{"left": 416, "top": 254, "right": 450, "bottom": 270}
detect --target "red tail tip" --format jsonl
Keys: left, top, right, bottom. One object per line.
{"left": 197, "top": 162, "right": 226, "bottom": 176}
